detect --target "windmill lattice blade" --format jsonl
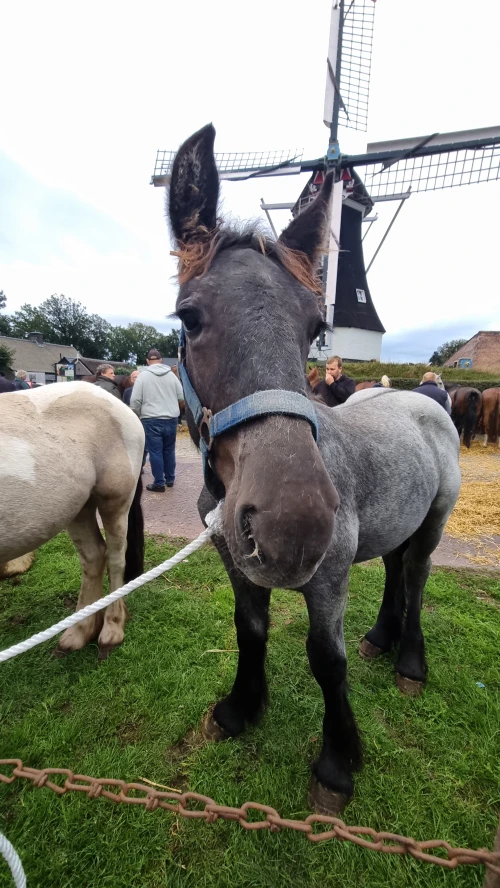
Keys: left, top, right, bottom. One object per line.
{"left": 354, "top": 143, "right": 500, "bottom": 199}
{"left": 152, "top": 148, "right": 303, "bottom": 185}
{"left": 338, "top": 0, "right": 376, "bottom": 133}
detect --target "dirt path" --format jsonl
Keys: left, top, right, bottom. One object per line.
{"left": 142, "top": 433, "right": 500, "bottom": 572}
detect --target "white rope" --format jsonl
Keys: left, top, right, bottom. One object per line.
{"left": 0, "top": 504, "right": 224, "bottom": 665}
{"left": 0, "top": 833, "right": 26, "bottom": 888}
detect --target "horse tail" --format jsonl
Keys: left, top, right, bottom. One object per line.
{"left": 487, "top": 393, "right": 500, "bottom": 444}
{"left": 463, "top": 390, "right": 481, "bottom": 448}
{"left": 124, "top": 473, "right": 145, "bottom": 582}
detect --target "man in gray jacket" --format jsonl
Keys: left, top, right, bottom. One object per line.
{"left": 130, "top": 349, "right": 184, "bottom": 492}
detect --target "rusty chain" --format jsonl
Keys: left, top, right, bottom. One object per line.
{"left": 1, "top": 760, "right": 499, "bottom": 877}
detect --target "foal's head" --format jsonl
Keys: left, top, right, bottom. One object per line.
{"left": 168, "top": 124, "right": 339, "bottom": 587}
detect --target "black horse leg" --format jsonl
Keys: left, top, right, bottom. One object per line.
{"left": 395, "top": 513, "right": 445, "bottom": 693}
{"left": 209, "top": 534, "right": 271, "bottom": 735}
{"left": 198, "top": 488, "right": 270, "bottom": 737}
{"left": 360, "top": 542, "right": 408, "bottom": 658}
{"left": 303, "top": 576, "right": 362, "bottom": 813}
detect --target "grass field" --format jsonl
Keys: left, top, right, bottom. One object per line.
{"left": 1, "top": 535, "right": 499, "bottom": 888}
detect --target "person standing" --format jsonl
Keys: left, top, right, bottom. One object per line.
{"left": 412, "top": 372, "right": 451, "bottom": 413}
{"left": 0, "top": 374, "right": 16, "bottom": 393}
{"left": 122, "top": 370, "right": 140, "bottom": 406}
{"left": 130, "top": 349, "right": 184, "bottom": 492}
{"left": 313, "top": 356, "right": 356, "bottom": 407}
{"left": 93, "top": 364, "right": 122, "bottom": 399}
{"left": 14, "top": 370, "right": 30, "bottom": 390}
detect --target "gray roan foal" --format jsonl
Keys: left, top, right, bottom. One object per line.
{"left": 167, "top": 124, "right": 461, "bottom": 814}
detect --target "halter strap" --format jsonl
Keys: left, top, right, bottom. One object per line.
{"left": 178, "top": 327, "right": 318, "bottom": 489}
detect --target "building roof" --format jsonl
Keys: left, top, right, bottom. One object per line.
{"left": 444, "top": 331, "right": 500, "bottom": 372}
{"left": 0, "top": 336, "right": 132, "bottom": 376}
{"left": 76, "top": 357, "right": 131, "bottom": 376}
{"left": 0, "top": 335, "right": 79, "bottom": 374}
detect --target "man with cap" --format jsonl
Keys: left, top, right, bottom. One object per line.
{"left": 130, "top": 349, "right": 185, "bottom": 492}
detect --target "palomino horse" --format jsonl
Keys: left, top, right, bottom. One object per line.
{"left": 167, "top": 125, "right": 461, "bottom": 814}
{"left": 0, "top": 383, "right": 145, "bottom": 659}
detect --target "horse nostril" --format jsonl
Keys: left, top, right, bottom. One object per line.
{"left": 236, "top": 506, "right": 266, "bottom": 565}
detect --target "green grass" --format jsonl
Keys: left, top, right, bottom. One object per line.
{"left": 1, "top": 535, "right": 499, "bottom": 888}
{"left": 307, "top": 360, "right": 500, "bottom": 385}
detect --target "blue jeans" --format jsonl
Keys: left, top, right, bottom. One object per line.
{"left": 142, "top": 418, "right": 178, "bottom": 486}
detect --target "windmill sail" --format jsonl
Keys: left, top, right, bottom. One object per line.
{"left": 151, "top": 148, "right": 303, "bottom": 186}
{"left": 345, "top": 126, "right": 500, "bottom": 199}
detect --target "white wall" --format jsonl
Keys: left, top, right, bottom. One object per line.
{"left": 309, "top": 328, "right": 383, "bottom": 362}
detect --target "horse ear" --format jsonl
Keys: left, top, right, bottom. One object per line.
{"left": 278, "top": 172, "right": 334, "bottom": 264}
{"left": 168, "top": 124, "right": 220, "bottom": 243}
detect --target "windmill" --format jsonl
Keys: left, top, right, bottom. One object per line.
{"left": 151, "top": 0, "right": 500, "bottom": 362}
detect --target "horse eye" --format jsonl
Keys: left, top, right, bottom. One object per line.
{"left": 179, "top": 309, "right": 201, "bottom": 334}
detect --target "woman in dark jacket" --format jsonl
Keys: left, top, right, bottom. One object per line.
{"left": 93, "top": 364, "right": 121, "bottom": 399}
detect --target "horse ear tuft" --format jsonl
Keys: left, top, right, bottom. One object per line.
{"left": 167, "top": 124, "right": 220, "bottom": 243}
{"left": 278, "top": 172, "right": 334, "bottom": 265}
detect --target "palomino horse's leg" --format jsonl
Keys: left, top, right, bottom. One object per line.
{"left": 203, "top": 532, "right": 271, "bottom": 739}
{"left": 56, "top": 501, "right": 106, "bottom": 654}
{"left": 95, "top": 504, "right": 129, "bottom": 660}
{"left": 359, "top": 542, "right": 409, "bottom": 659}
{"left": 303, "top": 572, "right": 362, "bottom": 815}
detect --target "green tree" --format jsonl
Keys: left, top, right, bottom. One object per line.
{"left": 0, "top": 290, "right": 11, "bottom": 335}
{"left": 107, "top": 323, "right": 179, "bottom": 364}
{"left": 429, "top": 339, "right": 469, "bottom": 366}
{"left": 8, "top": 294, "right": 111, "bottom": 358}
{"left": 0, "top": 343, "right": 14, "bottom": 374}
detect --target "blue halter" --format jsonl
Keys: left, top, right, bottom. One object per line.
{"left": 177, "top": 326, "right": 318, "bottom": 491}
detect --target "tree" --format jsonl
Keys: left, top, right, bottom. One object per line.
{"left": 8, "top": 294, "right": 112, "bottom": 358}
{"left": 0, "top": 290, "right": 11, "bottom": 335}
{"left": 429, "top": 339, "right": 468, "bottom": 366}
{"left": 107, "top": 323, "right": 179, "bottom": 364}
{"left": 0, "top": 343, "right": 14, "bottom": 374}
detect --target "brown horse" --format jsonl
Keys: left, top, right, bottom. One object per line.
{"left": 450, "top": 386, "right": 482, "bottom": 448}
{"left": 479, "top": 387, "right": 500, "bottom": 446}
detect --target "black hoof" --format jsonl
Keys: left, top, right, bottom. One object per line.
{"left": 308, "top": 774, "right": 350, "bottom": 816}
{"left": 359, "top": 638, "right": 385, "bottom": 660}
{"left": 202, "top": 711, "right": 230, "bottom": 742}
{"left": 396, "top": 674, "right": 424, "bottom": 696}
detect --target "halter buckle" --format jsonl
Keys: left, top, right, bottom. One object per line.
{"left": 198, "top": 407, "right": 213, "bottom": 450}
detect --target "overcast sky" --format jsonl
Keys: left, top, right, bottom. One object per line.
{"left": 1, "top": 0, "right": 499, "bottom": 361}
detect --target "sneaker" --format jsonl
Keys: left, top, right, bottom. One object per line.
{"left": 146, "top": 483, "right": 166, "bottom": 492}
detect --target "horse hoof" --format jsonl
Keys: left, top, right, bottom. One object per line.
{"left": 98, "top": 644, "right": 117, "bottom": 662}
{"left": 396, "top": 674, "right": 424, "bottom": 697}
{"left": 52, "top": 645, "right": 69, "bottom": 658}
{"left": 201, "top": 711, "right": 229, "bottom": 742}
{"left": 308, "top": 775, "right": 350, "bottom": 816}
{"left": 359, "top": 638, "right": 385, "bottom": 660}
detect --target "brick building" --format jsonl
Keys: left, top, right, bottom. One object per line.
{"left": 444, "top": 331, "right": 500, "bottom": 373}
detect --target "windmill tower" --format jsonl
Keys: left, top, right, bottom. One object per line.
{"left": 151, "top": 0, "right": 500, "bottom": 362}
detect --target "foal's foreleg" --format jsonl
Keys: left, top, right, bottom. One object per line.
{"left": 303, "top": 575, "right": 362, "bottom": 813}
{"left": 395, "top": 515, "right": 447, "bottom": 694}
{"left": 360, "top": 544, "right": 408, "bottom": 658}
{"left": 205, "top": 533, "right": 271, "bottom": 739}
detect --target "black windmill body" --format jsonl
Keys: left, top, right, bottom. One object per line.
{"left": 151, "top": 1, "right": 500, "bottom": 362}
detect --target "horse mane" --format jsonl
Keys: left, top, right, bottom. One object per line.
{"left": 171, "top": 223, "right": 323, "bottom": 297}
